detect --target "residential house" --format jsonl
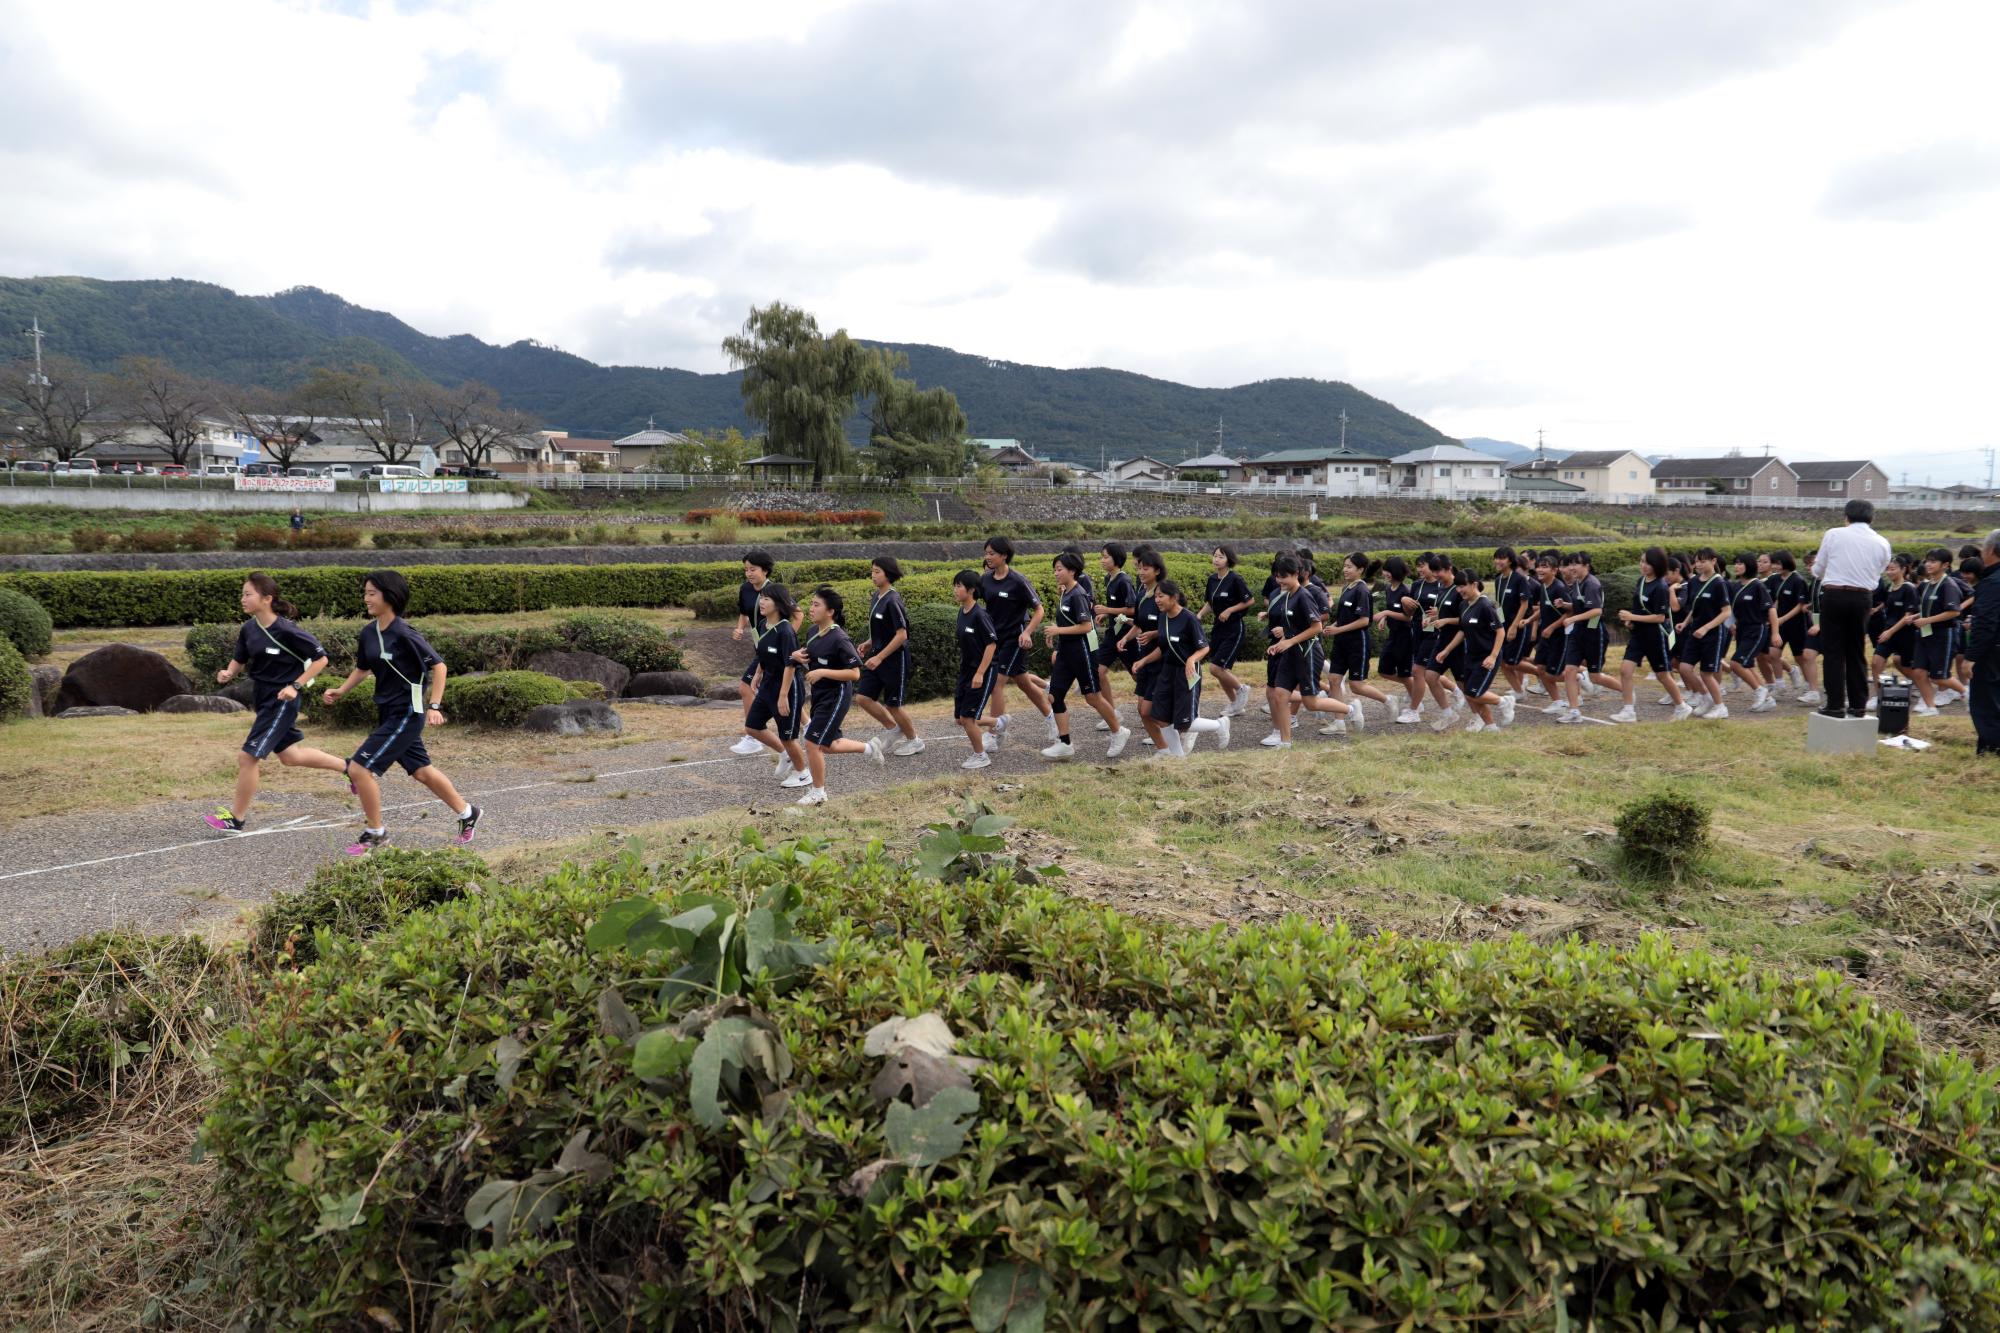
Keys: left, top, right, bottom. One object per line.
{"left": 1889, "top": 483, "right": 1946, "bottom": 505}
{"left": 1504, "top": 473, "right": 1587, "bottom": 500}
{"left": 1388, "top": 445, "right": 1509, "bottom": 499}
{"left": 1240, "top": 447, "right": 1392, "bottom": 496}
{"left": 1652, "top": 456, "right": 1798, "bottom": 499}
{"left": 1172, "top": 452, "right": 1249, "bottom": 484}
{"left": 1940, "top": 483, "right": 2000, "bottom": 503}
{"left": 1508, "top": 450, "right": 1652, "bottom": 501}
{"left": 614, "top": 424, "right": 691, "bottom": 471}
{"left": 970, "top": 439, "right": 1040, "bottom": 472}
{"left": 1791, "top": 460, "right": 1889, "bottom": 502}
{"left": 1107, "top": 455, "right": 1178, "bottom": 482}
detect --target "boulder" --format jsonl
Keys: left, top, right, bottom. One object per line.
{"left": 27, "top": 664, "right": 63, "bottom": 719}
{"left": 57, "top": 705, "right": 138, "bottom": 718}
{"left": 707, "top": 681, "right": 743, "bottom": 701}
{"left": 159, "top": 693, "right": 248, "bottom": 714}
{"left": 525, "top": 649, "right": 631, "bottom": 700}
{"left": 626, "top": 694, "right": 707, "bottom": 706}
{"left": 520, "top": 700, "right": 624, "bottom": 736}
{"left": 215, "top": 675, "right": 258, "bottom": 706}
{"left": 54, "top": 644, "right": 192, "bottom": 714}
{"left": 626, "top": 670, "right": 706, "bottom": 698}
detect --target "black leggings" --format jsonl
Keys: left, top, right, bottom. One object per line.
{"left": 1819, "top": 586, "right": 1874, "bottom": 715}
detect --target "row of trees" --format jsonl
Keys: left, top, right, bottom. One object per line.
{"left": 1, "top": 357, "right": 540, "bottom": 470}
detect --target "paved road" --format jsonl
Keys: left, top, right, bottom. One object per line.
{"left": 0, "top": 684, "right": 1820, "bottom": 954}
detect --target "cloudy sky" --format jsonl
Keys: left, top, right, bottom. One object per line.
{"left": 2, "top": 0, "right": 1997, "bottom": 481}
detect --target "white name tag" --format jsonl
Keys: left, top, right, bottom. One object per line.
{"left": 265, "top": 646, "right": 280, "bottom": 655}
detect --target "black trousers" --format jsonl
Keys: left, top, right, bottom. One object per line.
{"left": 1972, "top": 661, "right": 2000, "bottom": 755}
{"left": 1819, "top": 586, "right": 1874, "bottom": 716}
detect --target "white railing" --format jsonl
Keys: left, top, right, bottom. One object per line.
{"left": 515, "top": 471, "right": 1061, "bottom": 492}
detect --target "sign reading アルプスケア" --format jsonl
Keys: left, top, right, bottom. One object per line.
{"left": 377, "top": 478, "right": 469, "bottom": 494}
{"left": 235, "top": 475, "right": 336, "bottom": 493}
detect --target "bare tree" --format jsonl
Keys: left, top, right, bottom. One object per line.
{"left": 2, "top": 355, "right": 125, "bottom": 461}
{"left": 119, "top": 357, "right": 217, "bottom": 467}
{"left": 222, "top": 383, "right": 323, "bottom": 471}
{"left": 301, "top": 366, "right": 427, "bottom": 465}
{"left": 420, "top": 380, "right": 538, "bottom": 468}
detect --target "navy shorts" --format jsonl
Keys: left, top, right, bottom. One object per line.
{"left": 1458, "top": 658, "right": 1499, "bottom": 699}
{"left": 1413, "top": 636, "right": 1440, "bottom": 673}
{"left": 1268, "top": 645, "right": 1318, "bottom": 695}
{"left": 1803, "top": 622, "right": 1821, "bottom": 654}
{"left": 990, "top": 637, "right": 1030, "bottom": 678}
{"left": 746, "top": 681, "right": 806, "bottom": 742}
{"left": 243, "top": 696, "right": 305, "bottom": 760}
{"left": 805, "top": 684, "right": 852, "bottom": 747}
{"left": 1150, "top": 663, "right": 1202, "bottom": 731}
{"left": 1562, "top": 628, "right": 1606, "bottom": 673}
{"left": 1779, "top": 618, "right": 1808, "bottom": 655}
{"left": 1377, "top": 635, "right": 1414, "bottom": 678}
{"left": 1731, "top": 624, "right": 1768, "bottom": 669}
{"left": 857, "top": 651, "right": 908, "bottom": 709}
{"left": 1878, "top": 628, "right": 1916, "bottom": 666}
{"left": 1094, "top": 637, "right": 1126, "bottom": 674}
{"left": 740, "top": 656, "right": 758, "bottom": 686}
{"left": 353, "top": 711, "right": 432, "bottom": 777}
{"left": 1133, "top": 660, "right": 1161, "bottom": 707}
{"left": 1912, "top": 630, "right": 1953, "bottom": 676}
{"left": 1627, "top": 625, "right": 1673, "bottom": 674}
{"left": 1501, "top": 624, "right": 1532, "bottom": 666}
{"left": 954, "top": 668, "right": 997, "bottom": 721}
{"left": 1208, "top": 619, "right": 1244, "bottom": 670}
{"left": 1680, "top": 627, "right": 1726, "bottom": 674}
{"left": 1048, "top": 646, "right": 1098, "bottom": 710}
{"left": 1534, "top": 628, "right": 1567, "bottom": 673}
{"left": 1328, "top": 632, "right": 1370, "bottom": 682}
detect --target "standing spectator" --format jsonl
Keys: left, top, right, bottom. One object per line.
{"left": 1810, "top": 500, "right": 1893, "bottom": 719}
{"left": 1968, "top": 529, "right": 2000, "bottom": 756}
{"left": 290, "top": 507, "right": 306, "bottom": 536}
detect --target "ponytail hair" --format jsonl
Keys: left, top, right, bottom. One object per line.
{"left": 1383, "top": 555, "right": 1409, "bottom": 582}
{"left": 1642, "top": 546, "right": 1669, "bottom": 580}
{"left": 1345, "top": 552, "right": 1382, "bottom": 582}
{"left": 245, "top": 571, "right": 297, "bottom": 619}
{"left": 761, "top": 582, "right": 798, "bottom": 623}
{"left": 812, "top": 585, "right": 845, "bottom": 628}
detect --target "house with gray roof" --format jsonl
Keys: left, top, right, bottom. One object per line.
{"left": 1507, "top": 449, "right": 1652, "bottom": 501}
{"left": 1652, "top": 455, "right": 1798, "bottom": 499}
{"left": 1240, "top": 446, "right": 1393, "bottom": 495}
{"left": 1791, "top": 460, "right": 1890, "bottom": 503}
{"left": 1388, "top": 444, "right": 1509, "bottom": 498}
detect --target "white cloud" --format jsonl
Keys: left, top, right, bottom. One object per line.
{"left": 1, "top": 0, "right": 1997, "bottom": 478}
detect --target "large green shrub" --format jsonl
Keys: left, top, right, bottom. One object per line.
{"left": 551, "top": 611, "right": 683, "bottom": 674}
{"left": 0, "top": 586, "right": 54, "bottom": 657}
{"left": 0, "top": 635, "right": 31, "bottom": 720}
{"left": 186, "top": 612, "right": 680, "bottom": 679}
{"left": 205, "top": 839, "right": 2000, "bottom": 1330}
{"left": 443, "top": 670, "right": 572, "bottom": 727}
{"left": 2, "top": 931, "right": 217, "bottom": 1144}
{"left": 252, "top": 847, "right": 487, "bottom": 968}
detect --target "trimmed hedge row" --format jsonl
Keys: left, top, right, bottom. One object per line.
{"left": 3, "top": 558, "right": 879, "bottom": 628}
{"left": 186, "top": 611, "right": 684, "bottom": 680}
{"left": 301, "top": 671, "right": 592, "bottom": 730}
{"left": 202, "top": 837, "right": 2000, "bottom": 1329}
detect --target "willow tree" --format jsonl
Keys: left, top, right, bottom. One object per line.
{"left": 861, "top": 350, "right": 970, "bottom": 479}
{"left": 722, "top": 303, "right": 875, "bottom": 486}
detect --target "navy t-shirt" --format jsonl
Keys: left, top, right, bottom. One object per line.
{"left": 1054, "top": 583, "right": 1096, "bottom": 658}
{"left": 754, "top": 621, "right": 799, "bottom": 699}
{"left": 736, "top": 579, "right": 762, "bottom": 622}
{"left": 1204, "top": 571, "right": 1251, "bottom": 625}
{"left": 1274, "top": 584, "right": 1324, "bottom": 644}
{"left": 1499, "top": 569, "right": 1535, "bottom": 629}
{"left": 354, "top": 618, "right": 442, "bottom": 717}
{"left": 233, "top": 616, "right": 325, "bottom": 704}
{"left": 1879, "top": 581, "right": 1918, "bottom": 630}
{"left": 1919, "top": 575, "right": 1963, "bottom": 630}
{"left": 1157, "top": 607, "right": 1207, "bottom": 676}
{"left": 1129, "top": 582, "right": 1163, "bottom": 656}
{"left": 1775, "top": 573, "right": 1809, "bottom": 620}
{"left": 1334, "top": 580, "right": 1373, "bottom": 628}
{"left": 1731, "top": 576, "right": 1771, "bottom": 628}
{"left": 801, "top": 625, "right": 861, "bottom": 708}
{"left": 1682, "top": 575, "right": 1729, "bottom": 634}
{"left": 866, "top": 589, "right": 908, "bottom": 662}
{"left": 1460, "top": 595, "right": 1501, "bottom": 662}
{"left": 978, "top": 567, "right": 1040, "bottom": 640}
{"left": 1415, "top": 579, "right": 1445, "bottom": 640}
{"left": 956, "top": 605, "right": 997, "bottom": 676}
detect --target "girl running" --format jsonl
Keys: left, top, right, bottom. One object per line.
{"left": 853, "top": 556, "right": 923, "bottom": 756}
{"left": 321, "top": 570, "right": 481, "bottom": 855}
{"left": 730, "top": 551, "right": 778, "bottom": 755}
{"left": 1374, "top": 556, "right": 1421, "bottom": 723}
{"left": 740, "top": 583, "right": 809, "bottom": 789}
{"left": 1546, "top": 552, "right": 1613, "bottom": 724}
{"left": 1117, "top": 547, "right": 1168, "bottom": 747}
{"left": 1132, "top": 579, "right": 1230, "bottom": 758}
{"left": 1723, "top": 555, "right": 1779, "bottom": 712}
{"left": 1529, "top": 554, "right": 1569, "bottom": 705}
{"left": 1089, "top": 543, "right": 1136, "bottom": 725}
{"left": 1769, "top": 551, "right": 1812, "bottom": 697}
{"left": 1611, "top": 547, "right": 1690, "bottom": 723}
{"left": 1794, "top": 550, "right": 1826, "bottom": 707}
{"left": 1678, "top": 548, "right": 1733, "bottom": 718}
{"left": 1412, "top": 554, "right": 1449, "bottom": 719}
{"left": 1906, "top": 549, "right": 1964, "bottom": 717}
{"left": 951, "top": 570, "right": 1001, "bottom": 769}
{"left": 1434, "top": 567, "right": 1509, "bottom": 731}
{"left": 1201, "top": 546, "right": 1255, "bottom": 717}
{"left": 1261, "top": 554, "right": 1351, "bottom": 748}
{"left": 788, "top": 587, "right": 886, "bottom": 806}
{"left": 1494, "top": 547, "right": 1537, "bottom": 699}
{"left": 1323, "top": 552, "right": 1392, "bottom": 729}
{"left": 204, "top": 573, "right": 349, "bottom": 834}
{"left": 978, "top": 536, "right": 1058, "bottom": 745}
{"left": 1427, "top": 555, "right": 1471, "bottom": 726}
{"left": 1041, "top": 552, "right": 1129, "bottom": 759}
{"left": 1867, "top": 553, "right": 1920, "bottom": 709}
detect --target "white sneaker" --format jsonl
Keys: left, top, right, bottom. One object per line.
{"left": 1233, "top": 684, "right": 1252, "bottom": 715}
{"left": 1656, "top": 695, "right": 1675, "bottom": 707}
{"left": 774, "top": 756, "right": 794, "bottom": 781}
{"left": 1394, "top": 709, "right": 1420, "bottom": 725}
{"left": 1751, "top": 695, "right": 1777, "bottom": 713}
{"left": 796, "top": 787, "right": 827, "bottom": 806}
{"left": 1320, "top": 720, "right": 1346, "bottom": 736}
{"left": 1751, "top": 686, "right": 1769, "bottom": 708}
{"left": 1269, "top": 739, "right": 1293, "bottom": 749}
{"left": 1671, "top": 703, "right": 1694, "bottom": 721}
{"left": 1183, "top": 730, "right": 1200, "bottom": 754}
{"left": 1705, "top": 704, "right": 1729, "bottom": 720}
{"left": 1936, "top": 690, "right": 1961, "bottom": 706}
{"left": 1452, "top": 692, "right": 1469, "bottom": 710}
{"left": 1609, "top": 705, "right": 1637, "bottom": 723}
{"left": 1914, "top": 702, "right": 1939, "bottom": 717}
{"left": 1044, "top": 712, "right": 1060, "bottom": 742}
{"left": 864, "top": 738, "right": 886, "bottom": 765}
{"left": 1258, "top": 700, "right": 1272, "bottom": 714}
{"left": 781, "top": 772, "right": 811, "bottom": 788}
{"left": 1215, "top": 716, "right": 1231, "bottom": 750}
{"left": 1040, "top": 740, "right": 1075, "bottom": 760}
{"left": 1430, "top": 713, "right": 1457, "bottom": 732}
{"left": 1556, "top": 709, "right": 1583, "bottom": 725}
{"left": 1348, "top": 701, "right": 1366, "bottom": 730}
{"left": 1106, "top": 728, "right": 1130, "bottom": 758}
{"left": 1789, "top": 668, "right": 1806, "bottom": 689}
{"left": 877, "top": 727, "right": 901, "bottom": 747}
{"left": 993, "top": 713, "right": 1011, "bottom": 737}
{"left": 1796, "top": 690, "right": 1822, "bottom": 707}
{"left": 1541, "top": 700, "right": 1567, "bottom": 715}
{"left": 1865, "top": 698, "right": 1878, "bottom": 713}
{"left": 1580, "top": 680, "right": 1600, "bottom": 698}
{"left": 1499, "top": 695, "right": 1516, "bottom": 727}
{"left": 731, "top": 736, "right": 764, "bottom": 756}
{"left": 1465, "top": 718, "right": 1487, "bottom": 733}
{"left": 893, "top": 737, "right": 926, "bottom": 757}
{"left": 1260, "top": 731, "right": 1284, "bottom": 747}
{"left": 1095, "top": 717, "right": 1111, "bottom": 731}
{"left": 1525, "top": 678, "right": 1547, "bottom": 696}
{"left": 961, "top": 752, "right": 992, "bottom": 770}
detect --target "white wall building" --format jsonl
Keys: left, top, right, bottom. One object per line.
{"left": 1240, "top": 447, "right": 1392, "bottom": 496}
{"left": 1388, "top": 445, "right": 1510, "bottom": 499}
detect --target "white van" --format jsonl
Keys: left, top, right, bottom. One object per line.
{"left": 364, "top": 464, "right": 426, "bottom": 480}
{"left": 201, "top": 463, "right": 240, "bottom": 477}
{"left": 324, "top": 464, "right": 355, "bottom": 480}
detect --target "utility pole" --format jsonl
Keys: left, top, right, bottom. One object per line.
{"left": 1338, "top": 408, "right": 1348, "bottom": 451}
{"left": 1985, "top": 445, "right": 1997, "bottom": 491}
{"left": 25, "top": 318, "right": 49, "bottom": 391}
{"left": 1215, "top": 414, "right": 1224, "bottom": 455}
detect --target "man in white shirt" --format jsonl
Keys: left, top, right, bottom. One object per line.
{"left": 1810, "top": 500, "right": 1894, "bottom": 719}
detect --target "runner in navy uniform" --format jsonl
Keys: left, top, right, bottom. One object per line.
{"left": 204, "top": 573, "right": 348, "bottom": 834}
{"left": 1678, "top": 548, "right": 1734, "bottom": 718}
{"left": 740, "top": 583, "right": 809, "bottom": 788}
{"left": 1547, "top": 552, "right": 1613, "bottom": 724}
{"left": 1117, "top": 548, "right": 1169, "bottom": 749}
{"left": 1433, "top": 568, "right": 1508, "bottom": 731}
{"left": 1259, "top": 554, "right": 1350, "bottom": 747}
{"left": 1201, "top": 546, "right": 1255, "bottom": 718}
{"left": 1722, "top": 555, "right": 1780, "bottom": 712}
{"left": 1493, "top": 547, "right": 1538, "bottom": 702}
{"left": 1528, "top": 554, "right": 1570, "bottom": 703}
{"left": 1039, "top": 552, "right": 1129, "bottom": 759}
{"left": 729, "top": 551, "right": 778, "bottom": 755}
{"left": 852, "top": 556, "right": 923, "bottom": 757}
{"left": 1610, "top": 547, "right": 1691, "bottom": 723}
{"left": 1867, "top": 554, "right": 1920, "bottom": 710}
{"left": 1131, "top": 579, "right": 1229, "bottom": 758}
{"left": 1090, "top": 543, "right": 1137, "bottom": 724}
{"left": 950, "top": 570, "right": 1001, "bottom": 769}
{"left": 977, "top": 536, "right": 1057, "bottom": 745}
{"left": 1426, "top": 556, "right": 1471, "bottom": 725}
{"left": 1906, "top": 548, "right": 1964, "bottom": 717}
{"left": 1322, "top": 553, "right": 1392, "bottom": 730}
{"left": 787, "top": 587, "right": 885, "bottom": 806}
{"left": 320, "top": 570, "right": 481, "bottom": 855}
{"left": 1374, "top": 556, "right": 1422, "bottom": 723}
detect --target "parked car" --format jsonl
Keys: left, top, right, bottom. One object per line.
{"left": 109, "top": 461, "right": 145, "bottom": 475}
{"left": 463, "top": 465, "right": 500, "bottom": 479}
{"left": 157, "top": 464, "right": 189, "bottom": 478}
{"left": 285, "top": 466, "right": 324, "bottom": 478}
{"left": 364, "top": 464, "right": 426, "bottom": 480}
{"left": 56, "top": 458, "right": 100, "bottom": 473}
{"left": 12, "top": 460, "right": 53, "bottom": 473}
{"left": 242, "top": 462, "right": 286, "bottom": 477}
{"left": 324, "top": 464, "right": 355, "bottom": 480}
{"left": 200, "top": 464, "right": 241, "bottom": 477}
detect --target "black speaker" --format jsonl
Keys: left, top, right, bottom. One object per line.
{"left": 1876, "top": 675, "right": 1912, "bottom": 737}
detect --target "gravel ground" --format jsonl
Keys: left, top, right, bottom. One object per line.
{"left": 0, "top": 677, "right": 1836, "bottom": 956}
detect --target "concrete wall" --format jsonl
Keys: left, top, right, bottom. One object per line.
{"left": 0, "top": 485, "right": 528, "bottom": 516}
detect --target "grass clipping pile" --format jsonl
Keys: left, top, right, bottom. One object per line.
{"left": 189, "top": 835, "right": 2000, "bottom": 1330}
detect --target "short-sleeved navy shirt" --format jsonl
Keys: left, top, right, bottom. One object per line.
{"left": 1880, "top": 581, "right": 1918, "bottom": 626}
{"left": 1731, "top": 576, "right": 1770, "bottom": 625}
{"left": 1102, "top": 570, "right": 1136, "bottom": 614}
{"left": 354, "top": 618, "right": 442, "bottom": 717}
{"left": 956, "top": 605, "right": 997, "bottom": 674}
{"left": 1383, "top": 581, "right": 1414, "bottom": 644}
{"left": 1130, "top": 581, "right": 1164, "bottom": 650}
{"left": 1274, "top": 584, "right": 1324, "bottom": 642}
{"left": 1682, "top": 574, "right": 1729, "bottom": 631}
{"left": 1415, "top": 579, "right": 1445, "bottom": 639}
{"left": 1499, "top": 569, "right": 1535, "bottom": 627}
{"left": 1334, "top": 580, "right": 1374, "bottom": 628}
{"left": 1460, "top": 595, "right": 1501, "bottom": 662}
{"left": 1204, "top": 570, "right": 1251, "bottom": 620}
{"left": 1920, "top": 575, "right": 1963, "bottom": 624}
{"left": 1565, "top": 575, "right": 1603, "bottom": 634}
{"left": 1775, "top": 572, "right": 1809, "bottom": 618}
{"left": 801, "top": 625, "right": 861, "bottom": 707}
{"left": 1054, "top": 583, "right": 1096, "bottom": 656}
{"left": 736, "top": 579, "right": 762, "bottom": 622}
{"left": 867, "top": 588, "right": 908, "bottom": 659}
{"left": 978, "top": 567, "right": 1041, "bottom": 640}
{"left": 234, "top": 616, "right": 325, "bottom": 703}
{"left": 1157, "top": 607, "right": 1207, "bottom": 673}
{"left": 754, "top": 621, "right": 800, "bottom": 699}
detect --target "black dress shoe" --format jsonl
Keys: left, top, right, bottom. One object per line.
{"left": 1815, "top": 708, "right": 1846, "bottom": 720}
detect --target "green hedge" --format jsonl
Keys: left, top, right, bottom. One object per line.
{"left": 0, "top": 635, "right": 32, "bottom": 721}
{"left": 0, "top": 586, "right": 53, "bottom": 657}
{"left": 252, "top": 848, "right": 487, "bottom": 970}
{"left": 1, "top": 558, "right": 879, "bottom": 629}
{"left": 304, "top": 671, "right": 573, "bottom": 730}
{"left": 202, "top": 837, "right": 2000, "bottom": 1329}
{"left": 186, "top": 611, "right": 682, "bottom": 680}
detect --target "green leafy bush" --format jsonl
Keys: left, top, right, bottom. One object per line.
{"left": 0, "top": 585, "right": 53, "bottom": 657}
{"left": 685, "top": 585, "right": 741, "bottom": 621}
{"left": 1598, "top": 564, "right": 1643, "bottom": 637}
{"left": 0, "top": 635, "right": 32, "bottom": 720}
{"left": 205, "top": 839, "right": 2000, "bottom": 1330}
{"left": 252, "top": 847, "right": 487, "bottom": 968}
{"left": 2, "top": 931, "right": 218, "bottom": 1144}
{"left": 1616, "top": 789, "right": 1713, "bottom": 878}
{"left": 551, "top": 611, "right": 683, "bottom": 674}
{"left": 288, "top": 524, "right": 364, "bottom": 550}
{"left": 443, "top": 671, "right": 573, "bottom": 727}
{"left": 304, "top": 675, "right": 375, "bottom": 728}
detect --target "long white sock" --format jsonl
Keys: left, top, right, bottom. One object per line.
{"left": 1165, "top": 731, "right": 1186, "bottom": 756}
{"left": 1187, "top": 717, "right": 1221, "bottom": 734}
